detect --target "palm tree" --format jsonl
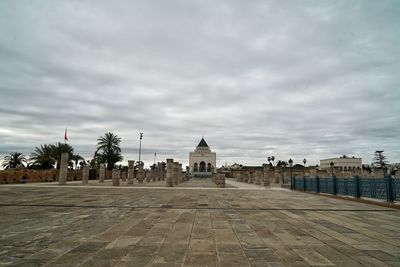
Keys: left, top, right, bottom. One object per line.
{"left": 50, "top": 142, "right": 74, "bottom": 169}
{"left": 70, "top": 154, "right": 85, "bottom": 170}
{"left": 96, "top": 132, "right": 123, "bottom": 170}
{"left": 30, "top": 144, "right": 55, "bottom": 169}
{"left": 2, "top": 152, "right": 27, "bottom": 169}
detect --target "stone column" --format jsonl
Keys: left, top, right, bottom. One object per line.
{"left": 255, "top": 170, "right": 261, "bottom": 185}
{"left": 218, "top": 174, "right": 226, "bottom": 188}
{"left": 157, "top": 163, "right": 162, "bottom": 181}
{"left": 137, "top": 162, "right": 144, "bottom": 183}
{"left": 237, "top": 171, "right": 243, "bottom": 182}
{"left": 162, "top": 162, "right": 167, "bottom": 180}
{"left": 173, "top": 162, "right": 179, "bottom": 185}
{"left": 99, "top": 165, "right": 105, "bottom": 183}
{"left": 145, "top": 170, "right": 151, "bottom": 182}
{"left": 249, "top": 172, "right": 254, "bottom": 184}
{"left": 121, "top": 170, "right": 126, "bottom": 182}
{"left": 112, "top": 169, "right": 120, "bottom": 186}
{"left": 179, "top": 163, "right": 183, "bottom": 183}
{"left": 128, "top": 160, "right": 134, "bottom": 185}
{"left": 151, "top": 164, "right": 157, "bottom": 182}
{"left": 262, "top": 165, "right": 268, "bottom": 186}
{"left": 243, "top": 172, "right": 249, "bottom": 183}
{"left": 58, "top": 152, "right": 68, "bottom": 185}
{"left": 166, "top": 159, "right": 174, "bottom": 187}
{"left": 82, "top": 166, "right": 89, "bottom": 184}
{"left": 185, "top": 166, "right": 190, "bottom": 181}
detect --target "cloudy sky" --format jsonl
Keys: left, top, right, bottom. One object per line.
{"left": 0, "top": 0, "right": 399, "bottom": 168}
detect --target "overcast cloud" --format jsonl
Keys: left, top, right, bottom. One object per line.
{"left": 0, "top": 0, "right": 399, "bottom": 168}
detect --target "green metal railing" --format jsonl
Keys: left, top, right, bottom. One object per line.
{"left": 291, "top": 175, "right": 398, "bottom": 202}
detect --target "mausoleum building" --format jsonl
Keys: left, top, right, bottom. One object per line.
{"left": 189, "top": 138, "right": 216, "bottom": 177}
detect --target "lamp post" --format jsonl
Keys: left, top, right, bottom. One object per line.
{"left": 303, "top": 158, "right": 307, "bottom": 167}
{"left": 330, "top": 161, "right": 334, "bottom": 175}
{"left": 289, "top": 158, "right": 293, "bottom": 189}
{"left": 138, "top": 132, "right": 143, "bottom": 164}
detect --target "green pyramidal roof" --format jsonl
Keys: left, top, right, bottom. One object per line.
{"left": 197, "top": 137, "right": 209, "bottom": 147}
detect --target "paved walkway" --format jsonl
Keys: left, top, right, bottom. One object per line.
{"left": 0, "top": 184, "right": 399, "bottom": 266}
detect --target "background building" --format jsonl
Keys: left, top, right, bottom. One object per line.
{"left": 189, "top": 138, "right": 216, "bottom": 177}
{"left": 320, "top": 156, "right": 362, "bottom": 172}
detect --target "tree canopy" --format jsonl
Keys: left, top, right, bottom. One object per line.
{"left": 96, "top": 132, "right": 123, "bottom": 170}
{"left": 2, "top": 152, "right": 27, "bottom": 169}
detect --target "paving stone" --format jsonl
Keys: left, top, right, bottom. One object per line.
{"left": 0, "top": 184, "right": 399, "bottom": 266}
{"left": 184, "top": 252, "right": 217, "bottom": 266}
{"left": 293, "top": 248, "right": 335, "bottom": 266}
{"left": 218, "top": 252, "right": 250, "bottom": 267}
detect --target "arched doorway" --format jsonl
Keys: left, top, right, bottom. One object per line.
{"left": 199, "top": 161, "right": 206, "bottom": 172}
{"left": 194, "top": 163, "right": 198, "bottom": 172}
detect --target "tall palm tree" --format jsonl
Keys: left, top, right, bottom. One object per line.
{"left": 50, "top": 142, "right": 74, "bottom": 169}
{"left": 30, "top": 144, "right": 55, "bottom": 169}
{"left": 70, "top": 154, "right": 85, "bottom": 170}
{"left": 96, "top": 132, "right": 123, "bottom": 170}
{"left": 2, "top": 152, "right": 27, "bottom": 169}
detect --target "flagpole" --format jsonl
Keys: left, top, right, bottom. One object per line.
{"left": 138, "top": 132, "right": 143, "bottom": 164}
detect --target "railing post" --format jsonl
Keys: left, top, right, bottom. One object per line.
{"left": 385, "top": 175, "right": 394, "bottom": 202}
{"left": 303, "top": 176, "right": 306, "bottom": 191}
{"left": 353, "top": 175, "right": 361, "bottom": 198}
{"left": 316, "top": 176, "right": 320, "bottom": 193}
{"left": 332, "top": 175, "right": 337, "bottom": 195}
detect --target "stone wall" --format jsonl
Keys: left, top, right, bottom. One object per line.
{"left": 0, "top": 168, "right": 114, "bottom": 184}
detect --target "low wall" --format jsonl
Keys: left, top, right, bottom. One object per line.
{"left": 0, "top": 168, "right": 114, "bottom": 184}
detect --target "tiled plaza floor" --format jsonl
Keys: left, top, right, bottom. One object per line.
{"left": 1, "top": 180, "right": 399, "bottom": 266}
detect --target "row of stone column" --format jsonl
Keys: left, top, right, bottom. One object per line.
{"left": 58, "top": 152, "right": 167, "bottom": 186}
{"left": 233, "top": 167, "right": 271, "bottom": 186}
{"left": 165, "top": 159, "right": 187, "bottom": 187}
{"left": 112, "top": 161, "right": 167, "bottom": 186}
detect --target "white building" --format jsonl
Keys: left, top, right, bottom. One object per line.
{"left": 189, "top": 138, "right": 216, "bottom": 177}
{"left": 320, "top": 156, "right": 362, "bottom": 172}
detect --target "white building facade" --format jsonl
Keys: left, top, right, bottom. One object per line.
{"left": 189, "top": 138, "right": 216, "bottom": 177}
{"left": 320, "top": 157, "right": 362, "bottom": 172}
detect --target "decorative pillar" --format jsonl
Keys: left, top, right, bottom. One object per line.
{"left": 128, "top": 160, "right": 134, "bottom": 185}
{"left": 157, "top": 162, "right": 162, "bottom": 181}
{"left": 179, "top": 163, "right": 183, "bottom": 183}
{"left": 112, "top": 169, "right": 120, "bottom": 186}
{"left": 82, "top": 165, "right": 89, "bottom": 184}
{"left": 255, "top": 170, "right": 261, "bottom": 185}
{"left": 99, "top": 165, "right": 105, "bottom": 183}
{"left": 173, "top": 162, "right": 179, "bottom": 185}
{"left": 166, "top": 159, "right": 174, "bottom": 187}
{"left": 218, "top": 174, "right": 226, "bottom": 188}
{"left": 137, "top": 162, "right": 144, "bottom": 183}
{"left": 121, "top": 170, "right": 126, "bottom": 182}
{"left": 185, "top": 166, "right": 190, "bottom": 181}
{"left": 263, "top": 165, "right": 270, "bottom": 186}
{"left": 152, "top": 164, "right": 157, "bottom": 182}
{"left": 58, "top": 153, "right": 68, "bottom": 185}
{"left": 146, "top": 169, "right": 151, "bottom": 183}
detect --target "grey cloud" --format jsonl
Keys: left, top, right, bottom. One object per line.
{"left": 1, "top": 0, "right": 399, "bottom": 168}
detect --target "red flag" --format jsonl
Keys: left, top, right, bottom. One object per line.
{"left": 64, "top": 128, "right": 68, "bottom": 142}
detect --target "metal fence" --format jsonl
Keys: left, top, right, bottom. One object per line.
{"left": 291, "top": 176, "right": 399, "bottom": 202}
